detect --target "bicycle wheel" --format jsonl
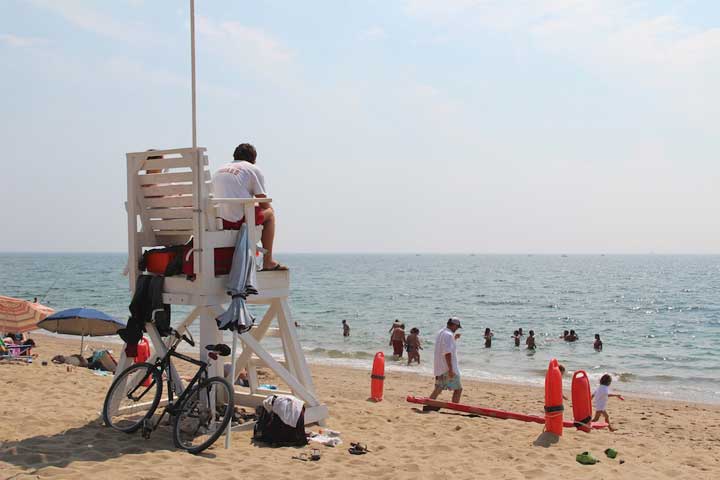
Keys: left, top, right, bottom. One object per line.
{"left": 103, "top": 362, "right": 163, "bottom": 433}
{"left": 172, "top": 376, "right": 234, "bottom": 454}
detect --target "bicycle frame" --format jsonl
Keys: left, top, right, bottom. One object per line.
{"left": 139, "top": 335, "right": 212, "bottom": 435}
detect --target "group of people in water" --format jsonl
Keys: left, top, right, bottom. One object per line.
{"left": 341, "top": 320, "right": 606, "bottom": 365}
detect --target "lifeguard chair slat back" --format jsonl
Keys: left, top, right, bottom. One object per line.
{"left": 120, "top": 147, "right": 328, "bottom": 428}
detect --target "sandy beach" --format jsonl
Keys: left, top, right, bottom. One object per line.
{"left": 0, "top": 335, "right": 718, "bottom": 480}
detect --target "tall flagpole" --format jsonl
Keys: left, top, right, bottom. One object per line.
{"left": 190, "top": 0, "right": 197, "bottom": 148}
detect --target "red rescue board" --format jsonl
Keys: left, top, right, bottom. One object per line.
{"left": 545, "top": 358, "right": 564, "bottom": 436}
{"left": 571, "top": 370, "right": 593, "bottom": 432}
{"left": 406, "top": 396, "right": 607, "bottom": 429}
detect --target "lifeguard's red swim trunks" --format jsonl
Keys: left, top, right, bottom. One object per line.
{"left": 222, "top": 206, "right": 265, "bottom": 230}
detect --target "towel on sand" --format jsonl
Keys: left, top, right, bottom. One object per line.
{"left": 263, "top": 395, "right": 304, "bottom": 427}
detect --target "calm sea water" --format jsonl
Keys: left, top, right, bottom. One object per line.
{"left": 1, "top": 253, "right": 718, "bottom": 403}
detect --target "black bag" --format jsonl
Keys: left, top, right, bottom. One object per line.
{"left": 253, "top": 396, "right": 307, "bottom": 447}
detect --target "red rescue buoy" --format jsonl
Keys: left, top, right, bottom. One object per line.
{"left": 571, "top": 370, "right": 592, "bottom": 432}
{"left": 135, "top": 337, "right": 151, "bottom": 386}
{"left": 370, "top": 352, "right": 385, "bottom": 401}
{"left": 544, "top": 358, "right": 564, "bottom": 436}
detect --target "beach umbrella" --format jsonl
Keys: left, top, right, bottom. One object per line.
{"left": 215, "top": 223, "right": 257, "bottom": 448}
{"left": 38, "top": 308, "right": 126, "bottom": 355}
{"left": 216, "top": 223, "right": 258, "bottom": 332}
{"left": 0, "top": 296, "right": 54, "bottom": 334}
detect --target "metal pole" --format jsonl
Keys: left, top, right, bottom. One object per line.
{"left": 225, "top": 330, "right": 238, "bottom": 448}
{"left": 190, "top": 0, "right": 197, "bottom": 148}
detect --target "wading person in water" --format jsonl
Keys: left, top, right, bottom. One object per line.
{"left": 342, "top": 319, "right": 350, "bottom": 337}
{"left": 424, "top": 317, "right": 463, "bottom": 410}
{"left": 526, "top": 330, "right": 536, "bottom": 350}
{"left": 406, "top": 328, "right": 422, "bottom": 365}
{"left": 389, "top": 323, "right": 406, "bottom": 357}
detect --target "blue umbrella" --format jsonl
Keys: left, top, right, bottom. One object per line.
{"left": 38, "top": 308, "right": 126, "bottom": 355}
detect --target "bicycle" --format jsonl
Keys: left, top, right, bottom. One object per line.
{"left": 102, "top": 329, "right": 234, "bottom": 454}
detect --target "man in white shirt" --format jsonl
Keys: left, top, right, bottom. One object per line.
{"left": 212, "top": 143, "right": 287, "bottom": 271}
{"left": 426, "top": 317, "right": 463, "bottom": 407}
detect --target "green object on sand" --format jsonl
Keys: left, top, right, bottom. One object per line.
{"left": 605, "top": 448, "right": 618, "bottom": 459}
{"left": 576, "top": 452, "right": 599, "bottom": 465}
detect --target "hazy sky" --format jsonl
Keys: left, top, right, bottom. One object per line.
{"left": 1, "top": 0, "right": 718, "bottom": 254}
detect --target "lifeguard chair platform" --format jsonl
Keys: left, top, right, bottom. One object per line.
{"left": 116, "top": 146, "right": 328, "bottom": 426}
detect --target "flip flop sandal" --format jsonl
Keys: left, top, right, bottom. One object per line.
{"left": 604, "top": 448, "right": 618, "bottom": 459}
{"left": 576, "top": 452, "right": 599, "bottom": 465}
{"left": 348, "top": 443, "right": 369, "bottom": 455}
{"left": 292, "top": 453, "right": 308, "bottom": 462}
{"left": 263, "top": 263, "right": 289, "bottom": 271}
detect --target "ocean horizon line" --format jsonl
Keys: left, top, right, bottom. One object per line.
{"left": 1, "top": 251, "right": 720, "bottom": 256}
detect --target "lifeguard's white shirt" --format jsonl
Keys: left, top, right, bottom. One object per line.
{"left": 212, "top": 161, "right": 267, "bottom": 221}
{"left": 434, "top": 327, "right": 460, "bottom": 377}
{"left": 593, "top": 384, "right": 610, "bottom": 411}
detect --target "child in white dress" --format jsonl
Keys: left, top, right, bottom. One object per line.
{"left": 591, "top": 374, "right": 624, "bottom": 431}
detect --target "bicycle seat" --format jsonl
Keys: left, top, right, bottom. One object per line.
{"left": 205, "top": 344, "right": 231, "bottom": 356}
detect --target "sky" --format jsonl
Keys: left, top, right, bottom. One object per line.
{"left": 1, "top": 0, "right": 719, "bottom": 254}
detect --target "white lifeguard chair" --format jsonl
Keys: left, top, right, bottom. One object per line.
{"left": 116, "top": 146, "right": 328, "bottom": 427}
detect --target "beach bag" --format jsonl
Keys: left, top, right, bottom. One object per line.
{"left": 253, "top": 401, "right": 307, "bottom": 447}
{"left": 140, "top": 244, "right": 189, "bottom": 277}
{"left": 182, "top": 246, "right": 235, "bottom": 277}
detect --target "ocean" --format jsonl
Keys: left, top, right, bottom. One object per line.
{"left": 1, "top": 253, "right": 718, "bottom": 404}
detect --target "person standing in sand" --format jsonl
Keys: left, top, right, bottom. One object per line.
{"left": 592, "top": 374, "right": 624, "bottom": 431}
{"left": 389, "top": 323, "right": 406, "bottom": 357}
{"left": 425, "top": 317, "right": 463, "bottom": 407}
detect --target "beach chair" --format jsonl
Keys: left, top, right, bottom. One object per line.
{"left": 121, "top": 147, "right": 327, "bottom": 426}
{"left": 0, "top": 338, "right": 35, "bottom": 362}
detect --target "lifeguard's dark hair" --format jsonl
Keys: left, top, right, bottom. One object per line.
{"left": 233, "top": 143, "right": 257, "bottom": 163}
{"left": 600, "top": 374, "right": 612, "bottom": 386}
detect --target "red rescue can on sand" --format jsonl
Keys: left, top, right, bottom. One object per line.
{"left": 135, "top": 337, "right": 151, "bottom": 386}
{"left": 544, "top": 358, "right": 564, "bottom": 436}
{"left": 370, "top": 352, "right": 385, "bottom": 401}
{"left": 571, "top": 370, "right": 593, "bottom": 432}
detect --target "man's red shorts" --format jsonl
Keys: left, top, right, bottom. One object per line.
{"left": 222, "top": 205, "right": 265, "bottom": 230}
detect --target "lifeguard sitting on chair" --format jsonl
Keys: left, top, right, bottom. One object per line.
{"left": 212, "top": 143, "right": 288, "bottom": 271}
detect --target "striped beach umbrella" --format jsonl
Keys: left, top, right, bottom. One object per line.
{"left": 0, "top": 296, "right": 55, "bottom": 334}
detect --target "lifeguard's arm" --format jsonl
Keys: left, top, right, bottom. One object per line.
{"left": 255, "top": 193, "right": 271, "bottom": 209}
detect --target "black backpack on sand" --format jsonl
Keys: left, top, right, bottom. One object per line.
{"left": 253, "top": 396, "right": 307, "bottom": 447}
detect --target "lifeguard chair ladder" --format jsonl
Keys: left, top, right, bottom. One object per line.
{"left": 115, "top": 147, "right": 328, "bottom": 426}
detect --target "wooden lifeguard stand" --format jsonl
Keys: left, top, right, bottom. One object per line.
{"left": 117, "top": 146, "right": 328, "bottom": 426}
